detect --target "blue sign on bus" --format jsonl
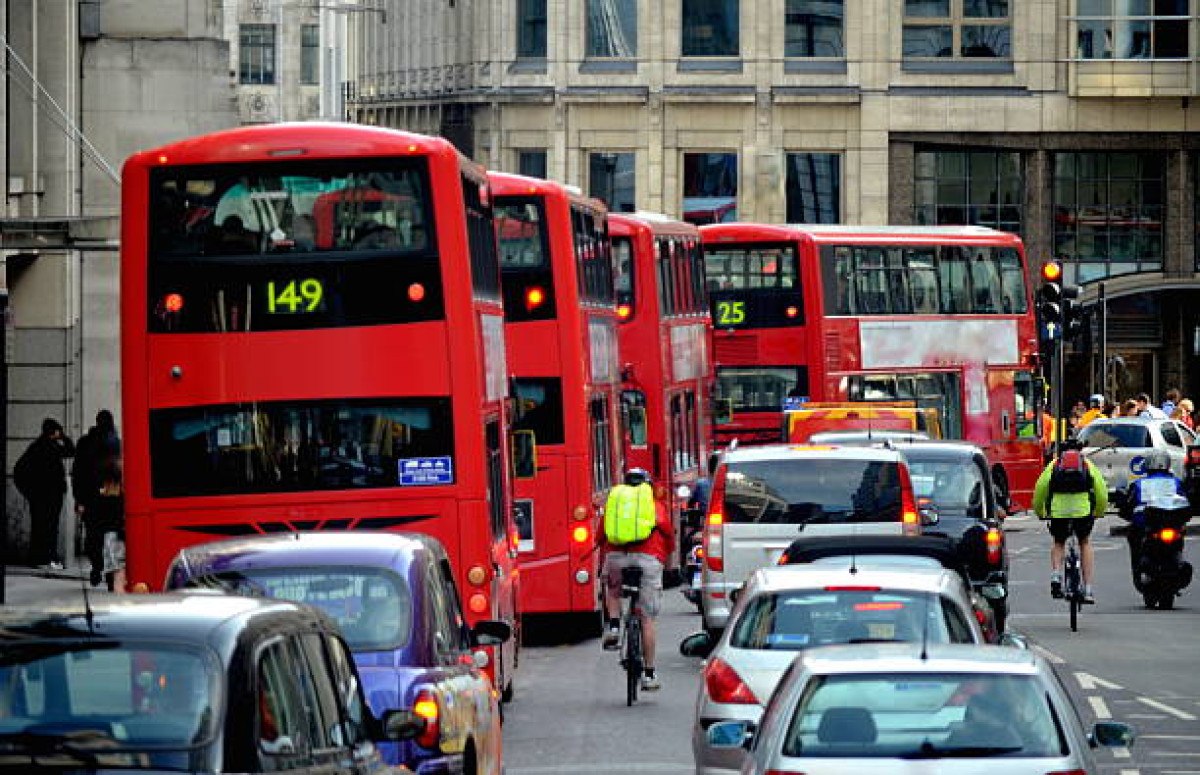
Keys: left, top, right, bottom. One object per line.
{"left": 398, "top": 456, "right": 454, "bottom": 486}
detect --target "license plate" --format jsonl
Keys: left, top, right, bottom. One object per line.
{"left": 691, "top": 570, "right": 701, "bottom": 589}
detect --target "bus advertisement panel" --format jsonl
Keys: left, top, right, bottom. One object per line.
{"left": 492, "top": 172, "right": 622, "bottom": 621}
{"left": 701, "top": 223, "right": 1042, "bottom": 510}
{"left": 121, "top": 123, "right": 519, "bottom": 696}
{"left": 610, "top": 213, "right": 712, "bottom": 576}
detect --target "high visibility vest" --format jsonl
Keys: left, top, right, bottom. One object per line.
{"left": 604, "top": 483, "right": 656, "bottom": 545}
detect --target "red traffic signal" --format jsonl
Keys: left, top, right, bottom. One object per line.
{"left": 1041, "top": 261, "right": 1062, "bottom": 283}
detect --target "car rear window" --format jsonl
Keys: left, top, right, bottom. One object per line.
{"left": 907, "top": 458, "right": 986, "bottom": 516}
{"left": 1078, "top": 423, "right": 1151, "bottom": 448}
{"left": 722, "top": 459, "right": 903, "bottom": 524}
{"left": 782, "top": 673, "right": 1067, "bottom": 758}
{"left": 729, "top": 590, "right": 969, "bottom": 651}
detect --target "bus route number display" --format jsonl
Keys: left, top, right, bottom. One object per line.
{"left": 715, "top": 300, "right": 746, "bottom": 326}
{"left": 266, "top": 279, "right": 324, "bottom": 314}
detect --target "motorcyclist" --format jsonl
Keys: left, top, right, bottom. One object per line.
{"left": 1120, "top": 450, "right": 1187, "bottom": 588}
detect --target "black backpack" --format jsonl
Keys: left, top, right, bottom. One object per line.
{"left": 1050, "top": 450, "right": 1095, "bottom": 511}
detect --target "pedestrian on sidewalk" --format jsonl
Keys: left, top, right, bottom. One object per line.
{"left": 92, "top": 458, "right": 126, "bottom": 593}
{"left": 72, "top": 410, "right": 121, "bottom": 586}
{"left": 13, "top": 418, "right": 75, "bottom": 569}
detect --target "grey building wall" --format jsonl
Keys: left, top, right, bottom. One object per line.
{"left": 3, "top": 0, "right": 237, "bottom": 563}
{"left": 224, "top": 0, "right": 323, "bottom": 124}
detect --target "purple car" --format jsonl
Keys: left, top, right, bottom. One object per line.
{"left": 165, "top": 531, "right": 508, "bottom": 774}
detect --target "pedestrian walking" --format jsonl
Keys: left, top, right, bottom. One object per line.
{"left": 91, "top": 458, "right": 126, "bottom": 593}
{"left": 13, "top": 418, "right": 75, "bottom": 568}
{"left": 72, "top": 410, "right": 121, "bottom": 586}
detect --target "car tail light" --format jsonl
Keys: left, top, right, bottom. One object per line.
{"left": 1186, "top": 446, "right": 1200, "bottom": 466}
{"left": 777, "top": 552, "right": 789, "bottom": 565}
{"left": 412, "top": 689, "right": 440, "bottom": 749}
{"left": 704, "top": 469, "right": 727, "bottom": 572}
{"left": 975, "top": 607, "right": 988, "bottom": 626}
{"left": 703, "top": 657, "right": 759, "bottom": 705}
{"left": 898, "top": 464, "right": 919, "bottom": 534}
{"left": 986, "top": 528, "right": 1003, "bottom": 565}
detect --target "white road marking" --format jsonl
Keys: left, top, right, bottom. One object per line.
{"left": 1088, "top": 695, "right": 1112, "bottom": 718}
{"left": 1118, "top": 769, "right": 1140, "bottom": 775}
{"left": 1113, "top": 746, "right": 1131, "bottom": 759}
{"left": 1010, "top": 546, "right": 1031, "bottom": 556}
{"left": 1031, "top": 644, "right": 1066, "bottom": 664}
{"left": 1076, "top": 672, "right": 1124, "bottom": 691}
{"left": 1138, "top": 697, "right": 1198, "bottom": 721}
{"left": 1141, "top": 735, "right": 1200, "bottom": 741}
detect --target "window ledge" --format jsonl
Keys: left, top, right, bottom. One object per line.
{"left": 508, "top": 58, "right": 548, "bottom": 74}
{"left": 784, "top": 59, "right": 848, "bottom": 74}
{"left": 579, "top": 59, "right": 638, "bottom": 74}
{"left": 677, "top": 58, "right": 743, "bottom": 73}
{"left": 901, "top": 59, "right": 1014, "bottom": 74}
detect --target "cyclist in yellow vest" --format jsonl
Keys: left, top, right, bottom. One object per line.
{"left": 599, "top": 467, "right": 675, "bottom": 691}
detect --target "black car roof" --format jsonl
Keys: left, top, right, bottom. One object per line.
{"left": 780, "top": 534, "right": 967, "bottom": 573}
{"left": 0, "top": 592, "right": 330, "bottom": 647}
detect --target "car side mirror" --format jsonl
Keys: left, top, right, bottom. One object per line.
{"left": 1090, "top": 721, "right": 1135, "bottom": 748}
{"left": 471, "top": 619, "right": 512, "bottom": 646}
{"left": 679, "top": 631, "right": 715, "bottom": 658}
{"left": 706, "top": 719, "right": 755, "bottom": 750}
{"left": 381, "top": 709, "right": 426, "bottom": 742}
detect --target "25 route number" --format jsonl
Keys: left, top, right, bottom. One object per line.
{"left": 267, "top": 279, "right": 324, "bottom": 314}
{"left": 716, "top": 300, "right": 746, "bottom": 326}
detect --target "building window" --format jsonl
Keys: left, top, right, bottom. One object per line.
{"left": 1053, "top": 152, "right": 1165, "bottom": 284}
{"left": 587, "top": 0, "right": 637, "bottom": 57}
{"left": 683, "top": 153, "right": 738, "bottom": 225}
{"left": 903, "top": 0, "right": 1010, "bottom": 59}
{"left": 915, "top": 150, "right": 1023, "bottom": 233}
{"left": 786, "top": 153, "right": 841, "bottom": 223}
{"left": 300, "top": 24, "right": 319, "bottom": 85}
{"left": 682, "top": 0, "right": 739, "bottom": 57}
{"left": 239, "top": 24, "right": 276, "bottom": 85}
{"left": 1074, "top": 0, "right": 1189, "bottom": 60}
{"left": 785, "top": 0, "right": 844, "bottom": 57}
{"left": 517, "top": 0, "right": 548, "bottom": 58}
{"left": 589, "top": 152, "right": 636, "bottom": 213}
{"left": 517, "top": 150, "right": 547, "bottom": 179}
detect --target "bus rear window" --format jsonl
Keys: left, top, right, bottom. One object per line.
{"left": 496, "top": 197, "right": 556, "bottom": 321}
{"left": 148, "top": 159, "right": 444, "bottom": 332}
{"left": 723, "top": 459, "right": 904, "bottom": 524}
{"left": 704, "top": 243, "right": 803, "bottom": 329}
{"left": 150, "top": 398, "right": 453, "bottom": 497}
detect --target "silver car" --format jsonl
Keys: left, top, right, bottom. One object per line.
{"left": 1079, "top": 417, "right": 1197, "bottom": 511}
{"left": 688, "top": 563, "right": 986, "bottom": 775}
{"left": 708, "top": 643, "right": 1134, "bottom": 775}
{"left": 699, "top": 444, "right": 927, "bottom": 632}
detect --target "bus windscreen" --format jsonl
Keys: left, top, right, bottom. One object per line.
{"left": 147, "top": 159, "right": 443, "bottom": 332}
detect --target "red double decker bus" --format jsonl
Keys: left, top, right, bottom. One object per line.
{"left": 121, "top": 123, "right": 520, "bottom": 695}
{"left": 490, "top": 172, "right": 621, "bottom": 623}
{"left": 610, "top": 213, "right": 711, "bottom": 575}
{"left": 702, "top": 224, "right": 1043, "bottom": 509}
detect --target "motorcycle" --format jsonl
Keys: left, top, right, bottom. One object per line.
{"left": 680, "top": 508, "right": 704, "bottom": 611}
{"left": 1133, "top": 494, "right": 1193, "bottom": 610}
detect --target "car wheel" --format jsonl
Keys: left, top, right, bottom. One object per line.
{"left": 1143, "top": 592, "right": 1158, "bottom": 609}
{"left": 1159, "top": 594, "right": 1175, "bottom": 610}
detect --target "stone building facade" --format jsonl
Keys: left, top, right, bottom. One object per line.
{"left": 345, "top": 0, "right": 1200, "bottom": 402}
{"left": 222, "top": 0, "right": 327, "bottom": 123}
{"left": 2, "top": 0, "right": 237, "bottom": 562}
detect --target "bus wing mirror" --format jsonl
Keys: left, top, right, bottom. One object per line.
{"left": 627, "top": 406, "right": 648, "bottom": 446}
{"left": 512, "top": 430, "right": 537, "bottom": 479}
{"left": 715, "top": 398, "right": 734, "bottom": 425}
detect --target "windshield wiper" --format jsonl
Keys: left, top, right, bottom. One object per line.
{"left": 900, "top": 741, "right": 1023, "bottom": 759}
{"left": 0, "top": 730, "right": 112, "bottom": 765}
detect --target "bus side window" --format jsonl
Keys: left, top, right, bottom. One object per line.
{"left": 906, "top": 247, "right": 939, "bottom": 314}
{"left": 512, "top": 430, "right": 537, "bottom": 480}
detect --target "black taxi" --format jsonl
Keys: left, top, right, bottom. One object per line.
{"left": 0, "top": 593, "right": 417, "bottom": 773}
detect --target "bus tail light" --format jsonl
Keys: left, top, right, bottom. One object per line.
{"left": 703, "top": 657, "right": 759, "bottom": 705}
{"left": 467, "top": 593, "right": 488, "bottom": 614}
{"left": 704, "top": 468, "right": 728, "bottom": 573}
{"left": 572, "top": 525, "right": 590, "bottom": 544}
{"left": 617, "top": 303, "right": 632, "bottom": 320}
{"left": 467, "top": 565, "right": 488, "bottom": 587}
{"left": 572, "top": 505, "right": 589, "bottom": 521}
{"left": 986, "top": 528, "right": 1003, "bottom": 565}
{"left": 412, "top": 689, "right": 440, "bottom": 749}
{"left": 525, "top": 286, "right": 546, "bottom": 311}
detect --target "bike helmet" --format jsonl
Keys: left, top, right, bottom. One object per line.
{"left": 623, "top": 467, "right": 651, "bottom": 487}
{"left": 1144, "top": 450, "right": 1172, "bottom": 473}
{"left": 1088, "top": 393, "right": 1105, "bottom": 408}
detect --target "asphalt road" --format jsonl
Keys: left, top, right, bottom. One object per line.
{"left": 503, "top": 515, "right": 1200, "bottom": 775}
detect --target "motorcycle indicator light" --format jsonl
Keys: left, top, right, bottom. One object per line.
{"left": 1159, "top": 527, "right": 1179, "bottom": 543}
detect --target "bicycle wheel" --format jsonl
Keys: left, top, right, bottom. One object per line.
{"left": 625, "top": 617, "right": 642, "bottom": 706}
{"left": 1069, "top": 595, "right": 1079, "bottom": 632}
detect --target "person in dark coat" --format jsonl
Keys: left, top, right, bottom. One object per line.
{"left": 72, "top": 410, "right": 121, "bottom": 585}
{"left": 13, "top": 418, "right": 75, "bottom": 568}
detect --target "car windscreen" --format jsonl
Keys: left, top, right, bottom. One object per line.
{"left": 184, "top": 566, "right": 412, "bottom": 651}
{"left": 729, "top": 590, "right": 965, "bottom": 651}
{"left": 782, "top": 673, "right": 1067, "bottom": 759}
{"left": 1078, "top": 423, "right": 1151, "bottom": 448}
{"left": 0, "top": 640, "right": 220, "bottom": 762}
{"left": 906, "top": 458, "right": 986, "bottom": 517}
{"left": 722, "top": 459, "right": 903, "bottom": 524}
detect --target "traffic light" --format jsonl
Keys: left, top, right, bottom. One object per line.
{"left": 1038, "top": 261, "right": 1063, "bottom": 337}
{"left": 1062, "top": 285, "right": 1085, "bottom": 341}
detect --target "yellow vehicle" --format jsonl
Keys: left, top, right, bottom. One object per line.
{"left": 785, "top": 402, "right": 944, "bottom": 443}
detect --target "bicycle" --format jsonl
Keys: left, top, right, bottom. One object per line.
{"left": 618, "top": 565, "right": 644, "bottom": 706}
{"left": 1063, "top": 534, "right": 1084, "bottom": 632}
